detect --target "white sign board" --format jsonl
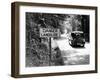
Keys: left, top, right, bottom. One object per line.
{"left": 40, "top": 28, "right": 60, "bottom": 38}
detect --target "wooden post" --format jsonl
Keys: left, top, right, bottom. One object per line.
{"left": 49, "top": 37, "right": 51, "bottom": 66}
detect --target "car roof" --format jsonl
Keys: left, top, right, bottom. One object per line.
{"left": 71, "top": 31, "right": 83, "bottom": 33}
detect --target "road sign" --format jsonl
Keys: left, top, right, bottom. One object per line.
{"left": 40, "top": 28, "right": 60, "bottom": 38}
{"left": 40, "top": 28, "right": 60, "bottom": 66}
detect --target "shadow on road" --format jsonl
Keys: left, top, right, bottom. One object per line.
{"left": 61, "top": 50, "right": 90, "bottom": 65}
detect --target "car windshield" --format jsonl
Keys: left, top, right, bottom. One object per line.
{"left": 71, "top": 32, "right": 84, "bottom": 38}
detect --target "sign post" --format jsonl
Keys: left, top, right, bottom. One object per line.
{"left": 49, "top": 37, "right": 51, "bottom": 66}
{"left": 40, "top": 28, "right": 60, "bottom": 66}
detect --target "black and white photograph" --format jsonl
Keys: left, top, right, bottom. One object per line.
{"left": 26, "top": 13, "right": 90, "bottom": 67}
{"left": 11, "top": 2, "right": 97, "bottom": 78}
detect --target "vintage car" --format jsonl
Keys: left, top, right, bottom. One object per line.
{"left": 68, "top": 31, "right": 85, "bottom": 47}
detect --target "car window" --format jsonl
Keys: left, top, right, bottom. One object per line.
{"left": 71, "top": 33, "right": 76, "bottom": 38}
{"left": 71, "top": 33, "right": 84, "bottom": 38}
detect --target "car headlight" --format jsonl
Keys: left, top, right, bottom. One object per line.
{"left": 83, "top": 39, "right": 85, "bottom": 42}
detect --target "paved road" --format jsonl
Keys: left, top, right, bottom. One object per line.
{"left": 55, "top": 35, "right": 90, "bottom": 65}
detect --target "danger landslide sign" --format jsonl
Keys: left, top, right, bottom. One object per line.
{"left": 40, "top": 28, "right": 60, "bottom": 38}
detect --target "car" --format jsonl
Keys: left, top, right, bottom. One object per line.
{"left": 68, "top": 31, "right": 85, "bottom": 47}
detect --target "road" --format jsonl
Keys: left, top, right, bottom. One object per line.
{"left": 55, "top": 34, "right": 90, "bottom": 65}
